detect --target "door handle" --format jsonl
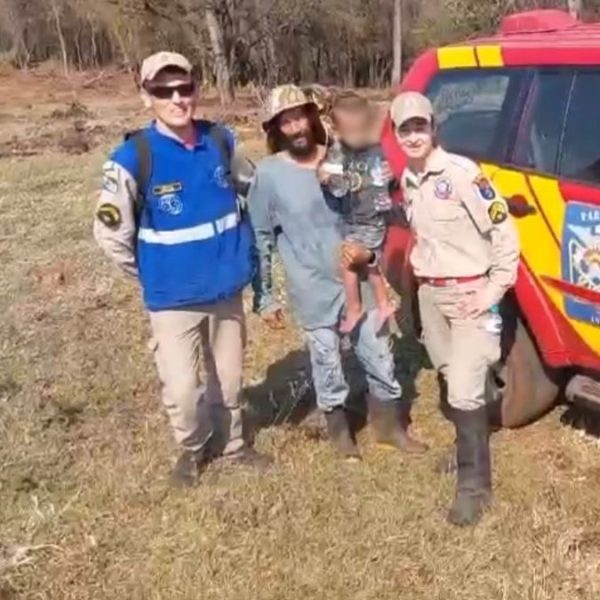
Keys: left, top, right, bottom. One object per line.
{"left": 505, "top": 194, "right": 537, "bottom": 217}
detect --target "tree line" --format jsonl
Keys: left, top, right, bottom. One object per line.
{"left": 0, "top": 0, "right": 595, "bottom": 101}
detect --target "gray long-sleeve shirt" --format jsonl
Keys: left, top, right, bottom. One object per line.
{"left": 248, "top": 154, "right": 349, "bottom": 330}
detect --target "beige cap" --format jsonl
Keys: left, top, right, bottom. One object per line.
{"left": 390, "top": 91, "right": 433, "bottom": 126}
{"left": 140, "top": 51, "right": 192, "bottom": 84}
{"left": 262, "top": 84, "right": 317, "bottom": 131}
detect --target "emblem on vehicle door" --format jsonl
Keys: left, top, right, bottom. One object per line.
{"left": 562, "top": 202, "right": 600, "bottom": 326}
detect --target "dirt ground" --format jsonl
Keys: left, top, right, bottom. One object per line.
{"left": 1, "top": 69, "right": 600, "bottom": 600}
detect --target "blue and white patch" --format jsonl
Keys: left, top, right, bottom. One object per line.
{"left": 158, "top": 193, "right": 183, "bottom": 216}
{"left": 102, "top": 162, "right": 119, "bottom": 194}
{"left": 474, "top": 175, "right": 496, "bottom": 201}
{"left": 213, "top": 165, "right": 231, "bottom": 189}
{"left": 562, "top": 202, "right": 600, "bottom": 326}
{"left": 434, "top": 176, "right": 453, "bottom": 200}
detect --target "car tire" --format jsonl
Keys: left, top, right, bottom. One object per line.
{"left": 487, "top": 316, "right": 564, "bottom": 429}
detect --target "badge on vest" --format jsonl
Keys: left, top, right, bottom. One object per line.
{"left": 153, "top": 182, "right": 184, "bottom": 216}
{"left": 434, "top": 176, "right": 453, "bottom": 200}
{"left": 158, "top": 194, "right": 183, "bottom": 216}
{"left": 213, "top": 165, "right": 231, "bottom": 189}
{"left": 152, "top": 182, "right": 183, "bottom": 196}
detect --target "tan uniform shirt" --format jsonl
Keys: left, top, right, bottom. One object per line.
{"left": 93, "top": 123, "right": 255, "bottom": 279}
{"left": 400, "top": 147, "right": 520, "bottom": 306}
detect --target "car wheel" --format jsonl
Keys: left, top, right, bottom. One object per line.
{"left": 487, "top": 317, "right": 564, "bottom": 428}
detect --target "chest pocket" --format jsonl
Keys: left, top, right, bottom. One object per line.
{"left": 429, "top": 199, "right": 465, "bottom": 222}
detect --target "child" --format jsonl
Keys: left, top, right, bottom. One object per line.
{"left": 318, "top": 91, "right": 396, "bottom": 333}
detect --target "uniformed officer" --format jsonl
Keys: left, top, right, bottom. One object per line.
{"left": 94, "top": 51, "right": 271, "bottom": 487}
{"left": 390, "top": 91, "right": 519, "bottom": 526}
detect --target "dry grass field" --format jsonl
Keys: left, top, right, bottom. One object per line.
{"left": 1, "top": 69, "right": 600, "bottom": 600}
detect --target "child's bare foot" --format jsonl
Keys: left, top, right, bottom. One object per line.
{"left": 376, "top": 302, "right": 396, "bottom": 332}
{"left": 340, "top": 308, "right": 365, "bottom": 334}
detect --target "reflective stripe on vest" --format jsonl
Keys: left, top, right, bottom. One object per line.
{"left": 138, "top": 211, "right": 239, "bottom": 245}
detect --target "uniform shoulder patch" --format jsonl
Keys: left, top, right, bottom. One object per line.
{"left": 488, "top": 199, "right": 508, "bottom": 224}
{"left": 474, "top": 174, "right": 497, "bottom": 201}
{"left": 102, "top": 162, "right": 120, "bottom": 194}
{"left": 96, "top": 203, "right": 122, "bottom": 229}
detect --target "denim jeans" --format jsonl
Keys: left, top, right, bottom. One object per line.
{"left": 304, "top": 310, "right": 402, "bottom": 411}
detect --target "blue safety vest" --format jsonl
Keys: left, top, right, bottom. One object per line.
{"left": 111, "top": 121, "right": 254, "bottom": 311}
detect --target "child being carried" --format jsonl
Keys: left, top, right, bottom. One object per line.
{"left": 318, "top": 91, "right": 396, "bottom": 334}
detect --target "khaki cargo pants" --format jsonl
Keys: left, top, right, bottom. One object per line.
{"left": 417, "top": 280, "right": 501, "bottom": 411}
{"left": 148, "top": 293, "right": 246, "bottom": 456}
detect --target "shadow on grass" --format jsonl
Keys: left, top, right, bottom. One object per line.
{"left": 243, "top": 331, "right": 430, "bottom": 440}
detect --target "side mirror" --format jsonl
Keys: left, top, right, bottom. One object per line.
{"left": 506, "top": 194, "right": 537, "bottom": 217}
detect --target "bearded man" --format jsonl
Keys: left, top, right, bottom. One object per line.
{"left": 247, "top": 85, "right": 428, "bottom": 461}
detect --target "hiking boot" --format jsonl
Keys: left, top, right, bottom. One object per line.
{"left": 447, "top": 406, "right": 492, "bottom": 527}
{"left": 325, "top": 407, "right": 361, "bottom": 462}
{"left": 170, "top": 448, "right": 209, "bottom": 488}
{"left": 220, "top": 447, "right": 274, "bottom": 472}
{"left": 369, "top": 397, "right": 428, "bottom": 454}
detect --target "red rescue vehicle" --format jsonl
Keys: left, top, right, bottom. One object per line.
{"left": 383, "top": 9, "right": 600, "bottom": 427}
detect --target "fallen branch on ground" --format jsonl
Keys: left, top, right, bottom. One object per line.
{"left": 0, "top": 544, "right": 61, "bottom": 574}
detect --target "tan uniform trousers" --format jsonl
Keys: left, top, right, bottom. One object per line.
{"left": 417, "top": 279, "right": 501, "bottom": 412}
{"left": 148, "top": 293, "right": 245, "bottom": 456}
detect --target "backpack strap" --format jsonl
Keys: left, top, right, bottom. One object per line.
{"left": 206, "top": 121, "right": 256, "bottom": 200}
{"left": 124, "top": 129, "right": 152, "bottom": 224}
{"left": 206, "top": 122, "right": 232, "bottom": 176}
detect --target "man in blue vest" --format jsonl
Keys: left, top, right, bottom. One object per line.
{"left": 94, "top": 51, "right": 271, "bottom": 487}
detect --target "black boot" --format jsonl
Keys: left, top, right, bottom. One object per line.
{"left": 436, "top": 373, "right": 498, "bottom": 476}
{"left": 447, "top": 406, "right": 492, "bottom": 526}
{"left": 436, "top": 374, "right": 457, "bottom": 474}
{"left": 369, "top": 397, "right": 428, "bottom": 454}
{"left": 170, "top": 447, "right": 210, "bottom": 488}
{"left": 325, "top": 407, "right": 361, "bottom": 461}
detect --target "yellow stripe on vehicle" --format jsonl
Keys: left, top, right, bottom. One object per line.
{"left": 475, "top": 45, "right": 504, "bottom": 67}
{"left": 437, "top": 47, "right": 477, "bottom": 69}
{"left": 527, "top": 175, "right": 565, "bottom": 243}
{"left": 481, "top": 164, "right": 600, "bottom": 355}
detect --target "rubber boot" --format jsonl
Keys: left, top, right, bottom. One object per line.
{"left": 325, "top": 407, "right": 361, "bottom": 461}
{"left": 436, "top": 373, "right": 457, "bottom": 474}
{"left": 437, "top": 372, "right": 498, "bottom": 475}
{"left": 369, "top": 397, "right": 428, "bottom": 454}
{"left": 447, "top": 406, "right": 492, "bottom": 527}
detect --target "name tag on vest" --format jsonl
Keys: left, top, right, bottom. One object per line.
{"left": 152, "top": 182, "right": 183, "bottom": 196}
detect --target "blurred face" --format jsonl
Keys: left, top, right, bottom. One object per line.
{"left": 333, "top": 105, "right": 371, "bottom": 148}
{"left": 278, "top": 106, "right": 315, "bottom": 157}
{"left": 141, "top": 69, "right": 197, "bottom": 129}
{"left": 395, "top": 117, "right": 434, "bottom": 163}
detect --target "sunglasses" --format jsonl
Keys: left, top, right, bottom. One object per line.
{"left": 145, "top": 82, "right": 196, "bottom": 100}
